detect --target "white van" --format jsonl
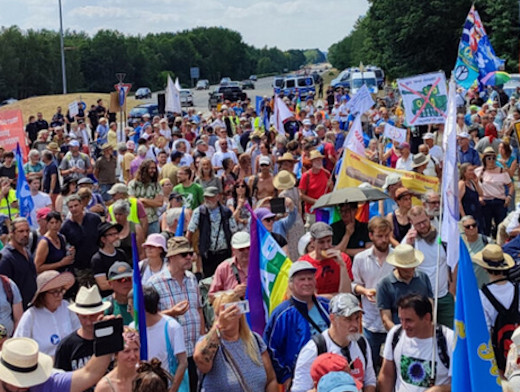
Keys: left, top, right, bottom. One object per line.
{"left": 349, "top": 71, "right": 378, "bottom": 95}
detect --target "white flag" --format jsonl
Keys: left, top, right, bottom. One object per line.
{"left": 441, "top": 78, "right": 459, "bottom": 268}
{"left": 343, "top": 115, "right": 366, "bottom": 156}
{"left": 383, "top": 123, "right": 407, "bottom": 144}
{"left": 274, "top": 97, "right": 293, "bottom": 133}
{"left": 165, "top": 75, "right": 182, "bottom": 114}
{"left": 345, "top": 84, "right": 375, "bottom": 116}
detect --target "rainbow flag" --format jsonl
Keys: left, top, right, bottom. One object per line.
{"left": 295, "top": 96, "right": 302, "bottom": 117}
{"left": 131, "top": 233, "right": 148, "bottom": 360}
{"left": 246, "top": 207, "right": 292, "bottom": 335}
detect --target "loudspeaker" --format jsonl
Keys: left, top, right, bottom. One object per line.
{"left": 158, "top": 93, "right": 165, "bottom": 115}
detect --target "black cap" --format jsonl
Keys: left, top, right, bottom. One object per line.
{"left": 169, "top": 191, "right": 183, "bottom": 202}
{"left": 98, "top": 222, "right": 123, "bottom": 239}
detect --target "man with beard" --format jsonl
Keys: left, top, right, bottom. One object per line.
{"left": 0, "top": 218, "right": 37, "bottom": 310}
{"left": 292, "top": 293, "right": 376, "bottom": 392}
{"left": 422, "top": 190, "right": 441, "bottom": 229}
{"left": 352, "top": 217, "right": 394, "bottom": 370}
{"left": 403, "top": 206, "right": 454, "bottom": 328}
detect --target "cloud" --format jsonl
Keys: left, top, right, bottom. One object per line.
{"left": 0, "top": 0, "right": 369, "bottom": 50}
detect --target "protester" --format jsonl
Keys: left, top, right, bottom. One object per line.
{"left": 14, "top": 270, "right": 79, "bottom": 356}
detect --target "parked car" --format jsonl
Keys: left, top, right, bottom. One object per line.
{"left": 0, "top": 98, "right": 17, "bottom": 107}
{"left": 249, "top": 75, "right": 257, "bottom": 81}
{"left": 180, "top": 89, "right": 194, "bottom": 106}
{"left": 220, "top": 77, "right": 232, "bottom": 85}
{"left": 135, "top": 87, "right": 152, "bottom": 99}
{"left": 241, "top": 80, "right": 255, "bottom": 90}
{"left": 196, "top": 79, "right": 210, "bottom": 90}
{"left": 127, "top": 104, "right": 159, "bottom": 125}
{"left": 208, "top": 86, "right": 247, "bottom": 109}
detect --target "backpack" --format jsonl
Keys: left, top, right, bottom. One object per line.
{"left": 391, "top": 325, "right": 450, "bottom": 370}
{"left": 312, "top": 333, "right": 368, "bottom": 367}
{"left": 481, "top": 282, "right": 520, "bottom": 371}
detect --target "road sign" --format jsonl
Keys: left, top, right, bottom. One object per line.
{"left": 114, "top": 83, "right": 132, "bottom": 106}
{"left": 190, "top": 67, "right": 200, "bottom": 79}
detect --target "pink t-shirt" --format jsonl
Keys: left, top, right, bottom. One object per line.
{"left": 209, "top": 257, "right": 247, "bottom": 295}
{"left": 475, "top": 167, "right": 511, "bottom": 200}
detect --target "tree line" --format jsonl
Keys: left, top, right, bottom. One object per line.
{"left": 328, "top": 0, "right": 520, "bottom": 80}
{"left": 0, "top": 26, "right": 325, "bottom": 101}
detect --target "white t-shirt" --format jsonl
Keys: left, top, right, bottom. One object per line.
{"left": 140, "top": 316, "right": 186, "bottom": 374}
{"left": 479, "top": 281, "right": 520, "bottom": 330}
{"left": 211, "top": 151, "right": 238, "bottom": 176}
{"left": 383, "top": 325, "right": 453, "bottom": 392}
{"left": 30, "top": 192, "right": 52, "bottom": 229}
{"left": 14, "top": 301, "right": 80, "bottom": 356}
{"left": 396, "top": 155, "right": 413, "bottom": 171}
{"left": 139, "top": 259, "right": 169, "bottom": 285}
{"left": 292, "top": 330, "right": 376, "bottom": 392}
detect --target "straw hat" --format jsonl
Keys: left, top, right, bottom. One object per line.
{"left": 473, "top": 244, "right": 514, "bottom": 271}
{"left": 412, "top": 153, "right": 430, "bottom": 168}
{"left": 0, "top": 338, "right": 53, "bottom": 388}
{"left": 30, "top": 271, "right": 74, "bottom": 305}
{"left": 68, "top": 286, "right": 111, "bottom": 315}
{"left": 273, "top": 170, "right": 296, "bottom": 190}
{"left": 386, "top": 244, "right": 424, "bottom": 269}
{"left": 482, "top": 146, "right": 496, "bottom": 157}
{"left": 277, "top": 152, "right": 297, "bottom": 163}
{"left": 309, "top": 150, "right": 325, "bottom": 160}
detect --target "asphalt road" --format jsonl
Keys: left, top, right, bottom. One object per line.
{"left": 137, "top": 75, "right": 277, "bottom": 115}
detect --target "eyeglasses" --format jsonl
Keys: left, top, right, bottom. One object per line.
{"left": 464, "top": 223, "right": 477, "bottom": 229}
{"left": 104, "top": 231, "right": 119, "bottom": 237}
{"left": 426, "top": 200, "right": 440, "bottom": 205}
{"left": 180, "top": 251, "right": 194, "bottom": 258}
{"left": 236, "top": 184, "right": 246, "bottom": 188}
{"left": 115, "top": 277, "right": 131, "bottom": 284}
{"left": 162, "top": 183, "right": 172, "bottom": 187}
{"left": 263, "top": 217, "right": 275, "bottom": 222}
{"left": 46, "top": 287, "right": 66, "bottom": 296}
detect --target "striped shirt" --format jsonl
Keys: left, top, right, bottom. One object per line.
{"left": 149, "top": 269, "right": 201, "bottom": 356}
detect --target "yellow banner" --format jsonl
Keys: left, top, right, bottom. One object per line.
{"left": 337, "top": 150, "right": 439, "bottom": 197}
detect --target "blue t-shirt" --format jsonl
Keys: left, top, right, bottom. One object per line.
{"left": 308, "top": 304, "right": 329, "bottom": 335}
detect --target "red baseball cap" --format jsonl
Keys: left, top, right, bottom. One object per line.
{"left": 36, "top": 207, "right": 52, "bottom": 220}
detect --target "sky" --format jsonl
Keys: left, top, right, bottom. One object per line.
{"left": 0, "top": 0, "right": 369, "bottom": 51}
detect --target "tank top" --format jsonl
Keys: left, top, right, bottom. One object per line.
{"left": 392, "top": 211, "right": 411, "bottom": 243}
{"left": 119, "top": 221, "right": 135, "bottom": 260}
{"left": 462, "top": 181, "right": 482, "bottom": 218}
{"left": 43, "top": 234, "right": 68, "bottom": 272}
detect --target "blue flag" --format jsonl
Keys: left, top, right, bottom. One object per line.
{"left": 15, "top": 143, "right": 34, "bottom": 224}
{"left": 131, "top": 233, "right": 148, "bottom": 360}
{"left": 175, "top": 206, "right": 185, "bottom": 236}
{"left": 452, "top": 239, "right": 501, "bottom": 391}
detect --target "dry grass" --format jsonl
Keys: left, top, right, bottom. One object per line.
{"left": 0, "top": 93, "right": 142, "bottom": 122}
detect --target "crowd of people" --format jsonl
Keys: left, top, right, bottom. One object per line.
{"left": 0, "top": 82, "right": 519, "bottom": 392}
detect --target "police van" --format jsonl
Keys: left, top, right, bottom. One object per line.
{"left": 349, "top": 71, "right": 378, "bottom": 95}
{"left": 281, "top": 75, "right": 315, "bottom": 99}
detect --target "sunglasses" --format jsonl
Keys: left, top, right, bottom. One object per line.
{"left": 464, "top": 223, "right": 477, "bottom": 229}
{"left": 263, "top": 217, "right": 275, "bottom": 222}
{"left": 260, "top": 164, "right": 269, "bottom": 167}
{"left": 180, "top": 251, "right": 194, "bottom": 258}
{"left": 485, "top": 156, "right": 496, "bottom": 160}
{"left": 115, "top": 277, "right": 131, "bottom": 283}
{"left": 236, "top": 184, "right": 246, "bottom": 188}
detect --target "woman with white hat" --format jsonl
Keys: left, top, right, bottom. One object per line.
{"left": 14, "top": 270, "right": 79, "bottom": 356}
{"left": 274, "top": 170, "right": 305, "bottom": 262}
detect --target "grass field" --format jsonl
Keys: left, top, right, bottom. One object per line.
{"left": 0, "top": 93, "right": 141, "bottom": 123}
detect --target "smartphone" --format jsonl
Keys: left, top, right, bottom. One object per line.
{"left": 270, "top": 197, "right": 286, "bottom": 214}
{"left": 224, "top": 300, "right": 250, "bottom": 314}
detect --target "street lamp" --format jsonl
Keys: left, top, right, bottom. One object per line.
{"left": 58, "top": 0, "right": 67, "bottom": 94}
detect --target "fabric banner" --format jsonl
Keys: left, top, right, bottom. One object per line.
{"left": 383, "top": 123, "right": 407, "bottom": 144}
{"left": 0, "top": 110, "right": 27, "bottom": 156}
{"left": 345, "top": 84, "right": 375, "bottom": 116}
{"left": 452, "top": 240, "right": 501, "bottom": 392}
{"left": 441, "top": 79, "right": 460, "bottom": 269}
{"left": 246, "top": 208, "right": 292, "bottom": 335}
{"left": 397, "top": 72, "right": 448, "bottom": 126}
{"left": 342, "top": 115, "right": 366, "bottom": 156}
{"left": 165, "top": 75, "right": 182, "bottom": 114}
{"left": 274, "top": 97, "right": 293, "bottom": 134}
{"left": 336, "top": 149, "right": 439, "bottom": 197}
{"left": 15, "top": 143, "right": 34, "bottom": 224}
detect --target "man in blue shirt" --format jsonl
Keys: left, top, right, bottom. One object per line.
{"left": 457, "top": 132, "right": 481, "bottom": 166}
